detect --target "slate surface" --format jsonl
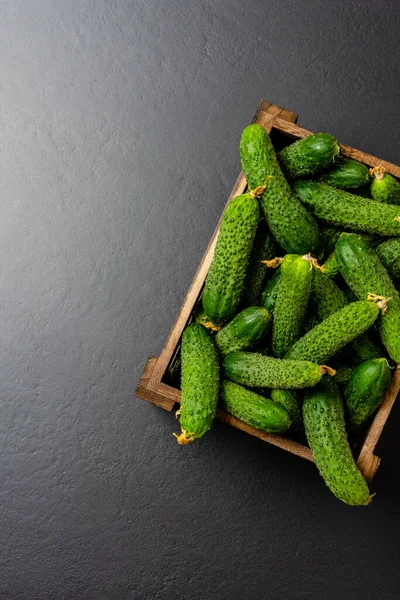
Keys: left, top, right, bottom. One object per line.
{"left": 1, "top": 1, "right": 400, "bottom": 599}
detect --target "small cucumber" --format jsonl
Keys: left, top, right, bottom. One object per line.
{"left": 310, "top": 269, "right": 346, "bottom": 321}
{"left": 223, "top": 351, "right": 332, "bottom": 389}
{"left": 271, "top": 389, "right": 301, "bottom": 426}
{"left": 335, "top": 233, "right": 400, "bottom": 362}
{"left": 320, "top": 157, "right": 370, "bottom": 189}
{"left": 261, "top": 269, "right": 282, "bottom": 311}
{"left": 303, "top": 379, "right": 371, "bottom": 506}
{"left": 215, "top": 306, "right": 271, "bottom": 357}
{"left": 202, "top": 193, "right": 259, "bottom": 325}
{"left": 294, "top": 180, "right": 400, "bottom": 237}
{"left": 242, "top": 226, "right": 278, "bottom": 307}
{"left": 376, "top": 238, "right": 400, "bottom": 283}
{"left": 285, "top": 300, "right": 380, "bottom": 364}
{"left": 240, "top": 125, "right": 320, "bottom": 254}
{"left": 176, "top": 323, "right": 219, "bottom": 444}
{"left": 344, "top": 358, "right": 392, "bottom": 431}
{"left": 371, "top": 167, "right": 400, "bottom": 205}
{"left": 322, "top": 251, "right": 340, "bottom": 278}
{"left": 278, "top": 133, "right": 340, "bottom": 178}
{"left": 222, "top": 380, "right": 291, "bottom": 433}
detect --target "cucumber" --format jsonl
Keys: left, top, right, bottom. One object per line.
{"left": 370, "top": 167, "right": 400, "bottom": 205}
{"left": 310, "top": 269, "right": 346, "bottom": 321}
{"left": 320, "top": 157, "right": 370, "bottom": 189}
{"left": 320, "top": 227, "right": 342, "bottom": 259}
{"left": 261, "top": 269, "right": 282, "bottom": 311}
{"left": 322, "top": 251, "right": 340, "bottom": 278}
{"left": 376, "top": 238, "right": 400, "bottom": 282}
{"left": 285, "top": 300, "right": 380, "bottom": 364}
{"left": 223, "top": 351, "right": 332, "bottom": 389}
{"left": 351, "top": 332, "right": 386, "bottom": 363}
{"left": 333, "top": 364, "right": 356, "bottom": 384}
{"left": 215, "top": 306, "right": 271, "bottom": 357}
{"left": 242, "top": 226, "right": 277, "bottom": 307}
{"left": 278, "top": 133, "right": 340, "bottom": 178}
{"left": 240, "top": 125, "right": 320, "bottom": 254}
{"left": 272, "top": 254, "right": 313, "bottom": 357}
{"left": 202, "top": 193, "right": 259, "bottom": 325}
{"left": 294, "top": 180, "right": 400, "bottom": 237}
{"left": 345, "top": 358, "right": 392, "bottom": 431}
{"left": 271, "top": 389, "right": 301, "bottom": 426}
{"left": 335, "top": 233, "right": 400, "bottom": 362}
{"left": 176, "top": 323, "right": 219, "bottom": 444}
{"left": 303, "top": 379, "right": 371, "bottom": 505}
{"left": 221, "top": 380, "right": 291, "bottom": 433}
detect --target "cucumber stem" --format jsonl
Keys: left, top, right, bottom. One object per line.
{"left": 173, "top": 430, "right": 196, "bottom": 445}
{"left": 262, "top": 257, "right": 284, "bottom": 268}
{"left": 302, "top": 253, "right": 325, "bottom": 272}
{"left": 370, "top": 165, "right": 386, "bottom": 181}
{"left": 319, "top": 365, "right": 337, "bottom": 376}
{"left": 248, "top": 176, "right": 273, "bottom": 198}
{"left": 367, "top": 293, "right": 391, "bottom": 314}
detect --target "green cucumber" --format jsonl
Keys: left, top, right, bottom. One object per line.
{"left": 345, "top": 358, "right": 392, "bottom": 431}
{"left": 335, "top": 233, "right": 400, "bottom": 362}
{"left": 272, "top": 254, "right": 313, "bottom": 357}
{"left": 333, "top": 364, "right": 356, "bottom": 384}
{"left": 294, "top": 180, "right": 400, "bottom": 237}
{"left": 322, "top": 251, "right": 340, "bottom": 278}
{"left": 176, "top": 323, "right": 219, "bottom": 444}
{"left": 320, "top": 227, "right": 342, "bottom": 259}
{"left": 371, "top": 168, "right": 400, "bottom": 205}
{"left": 202, "top": 193, "right": 259, "bottom": 325}
{"left": 285, "top": 300, "right": 380, "bottom": 364}
{"left": 320, "top": 157, "right": 370, "bottom": 189}
{"left": 215, "top": 306, "right": 271, "bottom": 357}
{"left": 303, "top": 379, "right": 370, "bottom": 505}
{"left": 261, "top": 269, "right": 282, "bottom": 311}
{"left": 351, "top": 332, "right": 386, "bottom": 363}
{"left": 376, "top": 238, "right": 400, "bottom": 282}
{"left": 241, "top": 226, "right": 277, "bottom": 307}
{"left": 223, "top": 351, "right": 331, "bottom": 389}
{"left": 278, "top": 133, "right": 340, "bottom": 178}
{"left": 240, "top": 125, "right": 320, "bottom": 254}
{"left": 222, "top": 380, "right": 291, "bottom": 433}
{"left": 310, "top": 269, "right": 346, "bottom": 321}
{"left": 271, "top": 389, "right": 301, "bottom": 426}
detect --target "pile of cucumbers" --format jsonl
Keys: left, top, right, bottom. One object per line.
{"left": 173, "top": 123, "right": 400, "bottom": 506}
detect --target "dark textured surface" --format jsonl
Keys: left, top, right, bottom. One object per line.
{"left": 1, "top": 1, "right": 400, "bottom": 598}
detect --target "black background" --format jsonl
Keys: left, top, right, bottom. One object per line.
{"left": 1, "top": 2, "right": 400, "bottom": 599}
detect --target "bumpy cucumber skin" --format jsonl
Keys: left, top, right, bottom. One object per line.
{"left": 202, "top": 193, "right": 259, "bottom": 325}
{"left": 223, "top": 351, "right": 325, "bottom": 389}
{"left": 222, "top": 380, "right": 291, "bottom": 433}
{"left": 335, "top": 233, "right": 400, "bottom": 362}
{"left": 322, "top": 251, "right": 340, "bottom": 278}
{"left": 320, "top": 227, "right": 342, "bottom": 259}
{"left": 179, "top": 324, "right": 220, "bottom": 439}
{"left": 294, "top": 180, "right": 400, "bottom": 237}
{"left": 333, "top": 364, "right": 356, "bottom": 384}
{"left": 320, "top": 158, "right": 370, "bottom": 189}
{"left": 261, "top": 269, "right": 282, "bottom": 311}
{"left": 351, "top": 333, "right": 386, "bottom": 364}
{"left": 303, "top": 379, "right": 370, "bottom": 506}
{"left": 285, "top": 301, "right": 379, "bottom": 364}
{"left": 271, "top": 389, "right": 301, "bottom": 426}
{"left": 240, "top": 125, "right": 320, "bottom": 254}
{"left": 215, "top": 306, "right": 271, "bottom": 357}
{"left": 345, "top": 358, "right": 392, "bottom": 430}
{"left": 272, "top": 255, "right": 313, "bottom": 358}
{"left": 310, "top": 269, "right": 346, "bottom": 321}
{"left": 371, "top": 172, "right": 400, "bottom": 205}
{"left": 242, "top": 227, "right": 277, "bottom": 307}
{"left": 278, "top": 133, "right": 340, "bottom": 178}
{"left": 376, "top": 238, "right": 400, "bottom": 282}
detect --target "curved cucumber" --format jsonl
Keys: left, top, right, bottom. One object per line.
{"left": 271, "top": 389, "right": 301, "bottom": 426}
{"left": 376, "top": 238, "right": 400, "bottom": 282}
{"left": 371, "top": 169, "right": 400, "bottom": 205}
{"left": 215, "top": 306, "right": 271, "bottom": 357}
{"left": 303, "top": 379, "right": 370, "bottom": 506}
{"left": 261, "top": 269, "right": 282, "bottom": 311}
{"left": 294, "top": 179, "right": 400, "bottom": 237}
{"left": 222, "top": 380, "right": 291, "bottom": 433}
{"left": 335, "top": 233, "right": 400, "bottom": 362}
{"left": 202, "top": 193, "right": 259, "bottom": 325}
{"left": 285, "top": 300, "right": 380, "bottom": 364}
{"left": 223, "top": 351, "right": 329, "bottom": 389}
{"left": 242, "top": 226, "right": 277, "bottom": 307}
{"left": 177, "top": 324, "right": 219, "bottom": 444}
{"left": 345, "top": 358, "right": 392, "bottom": 430}
{"left": 240, "top": 125, "right": 320, "bottom": 254}
{"left": 272, "top": 254, "right": 313, "bottom": 357}
{"left": 320, "top": 157, "right": 370, "bottom": 189}
{"left": 278, "top": 133, "right": 340, "bottom": 178}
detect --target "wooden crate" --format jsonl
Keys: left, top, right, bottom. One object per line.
{"left": 135, "top": 100, "right": 400, "bottom": 482}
